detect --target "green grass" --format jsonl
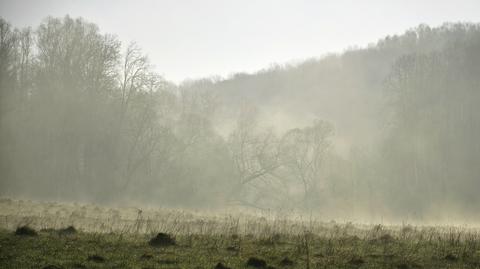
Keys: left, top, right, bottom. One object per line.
{"left": 1, "top": 199, "right": 480, "bottom": 268}
{"left": 2, "top": 227, "right": 480, "bottom": 269}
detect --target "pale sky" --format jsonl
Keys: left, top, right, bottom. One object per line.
{"left": 1, "top": 0, "right": 479, "bottom": 83}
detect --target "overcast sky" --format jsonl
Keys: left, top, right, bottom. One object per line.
{"left": 1, "top": 0, "right": 479, "bottom": 83}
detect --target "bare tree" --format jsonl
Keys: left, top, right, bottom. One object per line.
{"left": 119, "top": 42, "right": 150, "bottom": 121}
{"left": 279, "top": 120, "right": 333, "bottom": 208}
{"left": 227, "top": 104, "right": 281, "bottom": 207}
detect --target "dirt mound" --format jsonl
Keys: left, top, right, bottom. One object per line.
{"left": 15, "top": 226, "right": 37, "bottom": 236}
{"left": 380, "top": 233, "right": 395, "bottom": 243}
{"left": 247, "top": 257, "right": 267, "bottom": 268}
{"left": 445, "top": 254, "right": 458, "bottom": 261}
{"left": 215, "top": 263, "right": 231, "bottom": 269}
{"left": 87, "top": 255, "right": 105, "bottom": 263}
{"left": 226, "top": 246, "right": 238, "bottom": 251}
{"left": 348, "top": 257, "right": 365, "bottom": 266}
{"left": 58, "top": 226, "right": 77, "bottom": 235}
{"left": 149, "top": 233, "right": 176, "bottom": 247}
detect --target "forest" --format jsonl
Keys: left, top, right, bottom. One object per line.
{"left": 1, "top": 16, "right": 480, "bottom": 223}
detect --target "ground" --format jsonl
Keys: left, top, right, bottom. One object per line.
{"left": 0, "top": 199, "right": 480, "bottom": 269}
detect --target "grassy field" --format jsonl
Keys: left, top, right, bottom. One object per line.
{"left": 1, "top": 199, "right": 480, "bottom": 269}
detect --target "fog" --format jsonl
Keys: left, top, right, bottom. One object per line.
{"left": 1, "top": 10, "right": 480, "bottom": 224}
{"left": 2, "top": 0, "right": 480, "bottom": 82}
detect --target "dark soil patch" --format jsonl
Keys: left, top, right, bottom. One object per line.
{"left": 215, "top": 262, "right": 231, "bottom": 269}
{"left": 42, "top": 265, "right": 62, "bottom": 269}
{"left": 247, "top": 257, "right": 267, "bottom": 268}
{"left": 149, "top": 233, "right": 176, "bottom": 247}
{"left": 15, "top": 226, "right": 37, "bottom": 236}
{"left": 88, "top": 255, "right": 105, "bottom": 263}
{"left": 445, "top": 254, "right": 458, "bottom": 261}
{"left": 158, "top": 259, "right": 177, "bottom": 265}
{"left": 140, "top": 253, "right": 154, "bottom": 260}
{"left": 58, "top": 226, "right": 77, "bottom": 235}
{"left": 380, "top": 234, "right": 395, "bottom": 243}
{"left": 279, "top": 257, "right": 294, "bottom": 266}
{"left": 226, "top": 246, "right": 238, "bottom": 251}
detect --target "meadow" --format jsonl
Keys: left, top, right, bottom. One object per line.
{"left": 1, "top": 199, "right": 480, "bottom": 269}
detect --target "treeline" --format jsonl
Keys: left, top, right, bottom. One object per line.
{"left": 1, "top": 16, "right": 479, "bottom": 221}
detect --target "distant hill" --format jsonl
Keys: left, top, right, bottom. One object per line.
{"left": 181, "top": 23, "right": 480, "bottom": 155}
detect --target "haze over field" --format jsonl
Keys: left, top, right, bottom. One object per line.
{"left": 2, "top": 0, "right": 480, "bottom": 82}
{"left": 1, "top": 1, "right": 480, "bottom": 225}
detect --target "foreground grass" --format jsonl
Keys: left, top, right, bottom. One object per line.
{"left": 2, "top": 226, "right": 480, "bottom": 269}
{"left": 1, "top": 199, "right": 480, "bottom": 268}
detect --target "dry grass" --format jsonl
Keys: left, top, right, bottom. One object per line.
{"left": 1, "top": 198, "right": 480, "bottom": 268}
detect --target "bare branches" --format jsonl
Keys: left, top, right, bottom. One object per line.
{"left": 119, "top": 42, "right": 151, "bottom": 117}
{"left": 278, "top": 120, "right": 333, "bottom": 204}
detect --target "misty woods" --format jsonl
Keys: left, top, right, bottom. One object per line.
{"left": 1, "top": 16, "right": 480, "bottom": 221}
